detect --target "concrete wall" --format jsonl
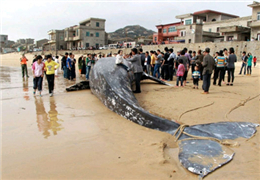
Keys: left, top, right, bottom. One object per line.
{"left": 38, "top": 41, "right": 260, "bottom": 61}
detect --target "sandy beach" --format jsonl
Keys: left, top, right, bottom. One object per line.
{"left": 1, "top": 53, "right": 260, "bottom": 180}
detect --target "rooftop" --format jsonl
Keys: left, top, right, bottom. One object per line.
{"left": 156, "top": 22, "right": 181, "bottom": 27}
{"left": 79, "top": 17, "right": 106, "bottom": 25}
{"left": 193, "top": 10, "right": 239, "bottom": 18}
{"left": 248, "top": 1, "right": 260, "bottom": 7}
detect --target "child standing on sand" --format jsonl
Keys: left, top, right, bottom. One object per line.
{"left": 176, "top": 59, "right": 185, "bottom": 87}
{"left": 192, "top": 65, "right": 201, "bottom": 89}
{"left": 253, "top": 56, "right": 257, "bottom": 67}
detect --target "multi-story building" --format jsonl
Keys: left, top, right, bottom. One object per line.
{"left": 44, "top": 29, "right": 66, "bottom": 51}
{"left": 17, "top": 39, "right": 25, "bottom": 44}
{"left": 153, "top": 8, "right": 255, "bottom": 44}
{"left": 248, "top": 1, "right": 260, "bottom": 40}
{"left": 64, "top": 17, "right": 107, "bottom": 49}
{"left": 35, "top": 39, "right": 48, "bottom": 49}
{"left": 0, "top": 35, "right": 8, "bottom": 45}
{"left": 25, "top": 38, "right": 34, "bottom": 44}
{"left": 153, "top": 22, "right": 181, "bottom": 44}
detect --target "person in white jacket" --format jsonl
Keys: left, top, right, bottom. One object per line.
{"left": 54, "top": 56, "right": 60, "bottom": 76}
{"left": 115, "top": 50, "right": 129, "bottom": 71}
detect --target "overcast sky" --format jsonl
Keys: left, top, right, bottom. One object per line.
{"left": 0, "top": 0, "right": 253, "bottom": 42}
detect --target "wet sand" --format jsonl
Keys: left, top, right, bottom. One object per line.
{"left": 1, "top": 53, "right": 260, "bottom": 179}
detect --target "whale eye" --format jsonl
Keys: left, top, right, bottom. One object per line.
{"left": 200, "top": 170, "right": 202, "bottom": 174}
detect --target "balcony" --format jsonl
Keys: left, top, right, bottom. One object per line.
{"left": 176, "top": 25, "right": 186, "bottom": 30}
{"left": 174, "top": 36, "right": 185, "bottom": 40}
{"left": 48, "top": 40, "right": 56, "bottom": 43}
{"left": 48, "top": 30, "right": 56, "bottom": 35}
{"left": 64, "top": 36, "right": 81, "bottom": 42}
{"left": 248, "top": 20, "right": 260, "bottom": 27}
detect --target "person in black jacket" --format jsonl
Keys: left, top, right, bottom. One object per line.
{"left": 161, "top": 47, "right": 170, "bottom": 80}
{"left": 145, "top": 51, "right": 151, "bottom": 74}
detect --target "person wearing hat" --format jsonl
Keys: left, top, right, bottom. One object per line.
{"left": 201, "top": 48, "right": 215, "bottom": 94}
{"left": 126, "top": 48, "right": 143, "bottom": 93}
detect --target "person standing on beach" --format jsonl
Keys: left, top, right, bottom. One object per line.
{"left": 150, "top": 51, "right": 156, "bottom": 76}
{"left": 78, "top": 55, "right": 83, "bottom": 74}
{"left": 213, "top": 50, "right": 226, "bottom": 86}
{"left": 44, "top": 55, "right": 59, "bottom": 97}
{"left": 81, "top": 56, "right": 86, "bottom": 77}
{"left": 20, "top": 54, "right": 29, "bottom": 78}
{"left": 54, "top": 56, "right": 60, "bottom": 77}
{"left": 86, "top": 54, "right": 92, "bottom": 80}
{"left": 178, "top": 50, "right": 189, "bottom": 86}
{"left": 126, "top": 48, "right": 143, "bottom": 93}
{"left": 32, "top": 55, "right": 45, "bottom": 97}
{"left": 247, "top": 53, "right": 253, "bottom": 75}
{"left": 153, "top": 50, "right": 163, "bottom": 79}
{"left": 61, "top": 52, "right": 68, "bottom": 78}
{"left": 239, "top": 51, "right": 248, "bottom": 75}
{"left": 253, "top": 56, "right": 257, "bottom": 67}
{"left": 176, "top": 59, "right": 185, "bottom": 87}
{"left": 226, "top": 47, "right": 237, "bottom": 86}
{"left": 202, "top": 48, "right": 215, "bottom": 94}
{"left": 67, "top": 53, "right": 73, "bottom": 80}
{"left": 71, "top": 54, "right": 76, "bottom": 80}
{"left": 167, "top": 48, "right": 176, "bottom": 81}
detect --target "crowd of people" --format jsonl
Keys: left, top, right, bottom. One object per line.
{"left": 20, "top": 46, "right": 257, "bottom": 97}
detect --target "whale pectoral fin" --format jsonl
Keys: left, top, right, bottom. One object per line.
{"left": 178, "top": 139, "right": 234, "bottom": 178}
{"left": 66, "top": 81, "right": 90, "bottom": 91}
{"left": 141, "top": 72, "right": 172, "bottom": 86}
{"left": 185, "top": 122, "right": 259, "bottom": 140}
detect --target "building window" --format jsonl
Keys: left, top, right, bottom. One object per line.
{"left": 60, "top": 35, "right": 63, "bottom": 40}
{"left": 163, "top": 29, "right": 167, "bottom": 33}
{"left": 96, "top": 22, "right": 100, "bottom": 27}
{"left": 217, "top": 27, "right": 219, "bottom": 32}
{"left": 168, "top": 26, "right": 176, "bottom": 32}
{"left": 185, "top": 19, "right": 192, "bottom": 25}
{"left": 258, "top": 12, "right": 260, "bottom": 20}
{"left": 86, "top": 32, "right": 90, "bottom": 36}
{"left": 154, "top": 37, "right": 157, "bottom": 41}
{"left": 96, "top": 32, "right": 99, "bottom": 37}
{"left": 188, "top": 39, "right": 191, "bottom": 43}
{"left": 209, "top": 28, "right": 212, "bottom": 32}
{"left": 212, "top": 19, "right": 216, "bottom": 22}
{"left": 76, "top": 29, "right": 78, "bottom": 36}
{"left": 86, "top": 43, "right": 89, "bottom": 47}
{"left": 227, "top": 36, "right": 234, "bottom": 41}
{"left": 90, "top": 33, "right": 93, "bottom": 37}
{"left": 96, "top": 43, "right": 99, "bottom": 48}
{"left": 180, "top": 31, "right": 186, "bottom": 37}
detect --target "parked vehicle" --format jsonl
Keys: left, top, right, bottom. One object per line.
{"left": 99, "top": 45, "right": 109, "bottom": 50}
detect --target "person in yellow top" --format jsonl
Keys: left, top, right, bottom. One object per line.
{"left": 20, "top": 54, "right": 29, "bottom": 78}
{"left": 44, "top": 55, "right": 60, "bottom": 97}
{"left": 150, "top": 51, "right": 156, "bottom": 75}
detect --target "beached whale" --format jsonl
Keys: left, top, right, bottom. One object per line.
{"left": 67, "top": 57, "right": 258, "bottom": 178}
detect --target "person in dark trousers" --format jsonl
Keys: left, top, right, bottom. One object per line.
{"left": 161, "top": 47, "right": 170, "bottom": 80}
{"left": 144, "top": 51, "right": 151, "bottom": 74}
{"left": 167, "top": 48, "right": 176, "bottom": 81}
{"left": 44, "top": 55, "right": 59, "bottom": 97}
{"left": 139, "top": 48, "right": 146, "bottom": 72}
{"left": 20, "top": 54, "right": 29, "bottom": 78}
{"left": 126, "top": 48, "right": 143, "bottom": 93}
{"left": 213, "top": 50, "right": 226, "bottom": 86}
{"left": 202, "top": 48, "right": 215, "bottom": 94}
{"left": 195, "top": 50, "right": 204, "bottom": 80}
{"left": 61, "top": 52, "right": 68, "bottom": 78}
{"left": 66, "top": 53, "right": 73, "bottom": 80}
{"left": 226, "top": 47, "right": 237, "bottom": 86}
{"left": 71, "top": 54, "right": 76, "bottom": 80}
{"left": 32, "top": 55, "right": 45, "bottom": 97}
{"left": 239, "top": 51, "right": 248, "bottom": 75}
